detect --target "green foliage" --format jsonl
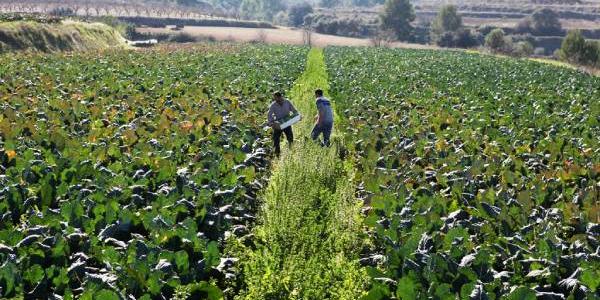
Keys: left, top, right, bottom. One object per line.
{"left": 485, "top": 28, "right": 506, "bottom": 52}
{"left": 0, "top": 44, "right": 308, "bottom": 298}
{"left": 325, "top": 46, "right": 600, "bottom": 299}
{"left": 504, "top": 287, "right": 536, "bottom": 300}
{"left": 559, "top": 29, "right": 600, "bottom": 66}
{"left": 379, "top": 0, "right": 415, "bottom": 41}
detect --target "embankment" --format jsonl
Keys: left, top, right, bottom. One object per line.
{"left": 0, "top": 21, "right": 127, "bottom": 53}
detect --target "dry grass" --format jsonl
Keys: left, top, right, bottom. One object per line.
{"left": 0, "top": 21, "right": 127, "bottom": 53}
{"left": 137, "top": 26, "right": 437, "bottom": 49}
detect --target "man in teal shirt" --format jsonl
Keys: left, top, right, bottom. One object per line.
{"left": 311, "top": 89, "right": 334, "bottom": 147}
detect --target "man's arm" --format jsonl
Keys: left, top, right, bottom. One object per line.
{"left": 315, "top": 102, "right": 324, "bottom": 124}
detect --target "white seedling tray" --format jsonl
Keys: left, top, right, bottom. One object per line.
{"left": 279, "top": 114, "right": 301, "bottom": 129}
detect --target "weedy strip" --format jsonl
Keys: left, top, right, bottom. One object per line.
{"left": 230, "top": 48, "right": 369, "bottom": 299}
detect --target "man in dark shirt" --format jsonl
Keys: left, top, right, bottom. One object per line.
{"left": 267, "top": 91, "right": 298, "bottom": 156}
{"left": 311, "top": 89, "right": 334, "bottom": 147}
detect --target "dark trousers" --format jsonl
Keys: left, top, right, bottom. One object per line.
{"left": 273, "top": 127, "right": 293, "bottom": 156}
{"left": 311, "top": 122, "right": 333, "bottom": 146}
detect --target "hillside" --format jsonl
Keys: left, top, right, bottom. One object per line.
{"left": 0, "top": 20, "right": 127, "bottom": 53}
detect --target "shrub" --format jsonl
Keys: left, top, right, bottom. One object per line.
{"left": 478, "top": 25, "right": 497, "bottom": 37}
{"left": 435, "top": 29, "right": 479, "bottom": 48}
{"left": 559, "top": 30, "right": 586, "bottom": 62}
{"left": 581, "top": 40, "right": 599, "bottom": 66}
{"left": 513, "top": 41, "right": 535, "bottom": 57}
{"left": 558, "top": 30, "right": 600, "bottom": 66}
{"left": 485, "top": 28, "right": 506, "bottom": 52}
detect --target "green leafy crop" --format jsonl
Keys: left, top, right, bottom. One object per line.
{"left": 325, "top": 47, "right": 600, "bottom": 299}
{"left": 0, "top": 44, "right": 308, "bottom": 299}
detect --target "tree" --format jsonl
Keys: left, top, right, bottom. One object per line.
{"left": 559, "top": 30, "right": 599, "bottom": 66}
{"left": 531, "top": 8, "right": 562, "bottom": 35}
{"left": 485, "top": 28, "right": 506, "bottom": 52}
{"left": 380, "top": 0, "right": 415, "bottom": 41}
{"left": 431, "top": 5, "right": 462, "bottom": 36}
{"left": 559, "top": 30, "right": 586, "bottom": 62}
{"left": 288, "top": 2, "right": 313, "bottom": 27}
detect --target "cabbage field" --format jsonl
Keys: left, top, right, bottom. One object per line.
{"left": 0, "top": 43, "right": 598, "bottom": 300}
{"left": 0, "top": 45, "right": 308, "bottom": 299}
{"left": 326, "top": 47, "right": 600, "bottom": 299}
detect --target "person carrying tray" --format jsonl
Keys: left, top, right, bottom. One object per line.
{"left": 311, "top": 89, "right": 334, "bottom": 147}
{"left": 267, "top": 91, "right": 299, "bottom": 156}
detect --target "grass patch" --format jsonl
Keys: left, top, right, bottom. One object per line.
{"left": 0, "top": 21, "right": 127, "bottom": 53}
{"left": 229, "top": 48, "right": 369, "bottom": 299}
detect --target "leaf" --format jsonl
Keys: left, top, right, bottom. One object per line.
{"left": 580, "top": 263, "right": 600, "bottom": 291}
{"left": 204, "top": 241, "right": 220, "bottom": 268}
{"left": 396, "top": 276, "right": 417, "bottom": 300}
{"left": 175, "top": 250, "right": 190, "bottom": 273}
{"left": 503, "top": 286, "right": 536, "bottom": 300}
{"left": 434, "top": 283, "right": 455, "bottom": 300}
{"left": 40, "top": 173, "right": 56, "bottom": 208}
{"left": 95, "top": 289, "right": 120, "bottom": 300}
{"left": 24, "top": 264, "right": 45, "bottom": 285}
{"left": 189, "top": 282, "right": 224, "bottom": 300}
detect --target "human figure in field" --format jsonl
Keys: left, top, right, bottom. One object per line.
{"left": 311, "top": 89, "right": 334, "bottom": 147}
{"left": 267, "top": 91, "right": 299, "bottom": 156}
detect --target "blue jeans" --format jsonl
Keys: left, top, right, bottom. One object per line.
{"left": 311, "top": 122, "right": 333, "bottom": 146}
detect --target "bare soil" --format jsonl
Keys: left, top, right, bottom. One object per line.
{"left": 137, "top": 26, "right": 437, "bottom": 49}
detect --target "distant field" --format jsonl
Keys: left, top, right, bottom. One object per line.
{"left": 138, "top": 26, "right": 437, "bottom": 49}
{"left": 463, "top": 17, "right": 600, "bottom": 30}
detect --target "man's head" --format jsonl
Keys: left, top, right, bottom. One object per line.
{"left": 315, "top": 89, "right": 324, "bottom": 98}
{"left": 273, "top": 91, "right": 284, "bottom": 104}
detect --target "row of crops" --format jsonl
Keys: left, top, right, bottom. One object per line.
{"left": 0, "top": 45, "right": 308, "bottom": 299}
{"left": 325, "top": 47, "right": 600, "bottom": 299}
